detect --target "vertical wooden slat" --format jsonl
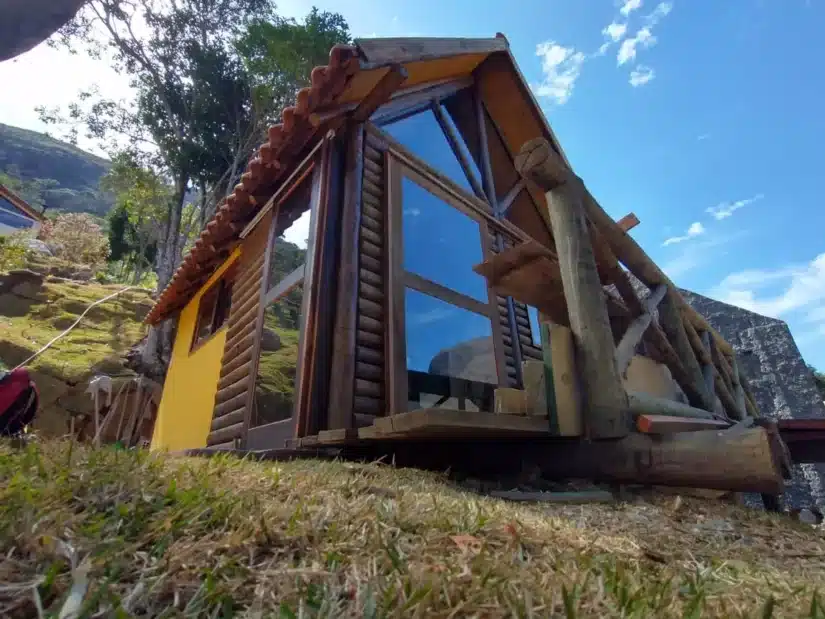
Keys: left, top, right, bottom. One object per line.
{"left": 385, "top": 151, "right": 407, "bottom": 414}
{"left": 327, "top": 126, "right": 364, "bottom": 430}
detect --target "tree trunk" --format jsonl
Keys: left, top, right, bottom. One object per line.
{"left": 141, "top": 175, "right": 188, "bottom": 375}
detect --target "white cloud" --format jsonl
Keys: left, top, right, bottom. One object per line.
{"left": 616, "top": 2, "right": 672, "bottom": 65}
{"left": 645, "top": 1, "right": 673, "bottom": 26}
{"left": 620, "top": 0, "right": 643, "bottom": 17}
{"left": 629, "top": 65, "right": 655, "bottom": 86}
{"left": 706, "top": 193, "right": 764, "bottom": 220}
{"left": 662, "top": 221, "right": 705, "bottom": 246}
{"left": 603, "top": 22, "right": 628, "bottom": 42}
{"left": 282, "top": 209, "right": 312, "bottom": 249}
{"left": 534, "top": 41, "right": 586, "bottom": 105}
{"left": 661, "top": 230, "right": 750, "bottom": 279}
{"left": 697, "top": 133, "right": 711, "bottom": 141}
{"left": 711, "top": 254, "right": 825, "bottom": 323}
{"left": 618, "top": 26, "right": 656, "bottom": 65}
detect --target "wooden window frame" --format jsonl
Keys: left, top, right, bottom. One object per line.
{"left": 190, "top": 264, "right": 237, "bottom": 353}
{"left": 245, "top": 140, "right": 331, "bottom": 445}
{"left": 384, "top": 145, "right": 514, "bottom": 414}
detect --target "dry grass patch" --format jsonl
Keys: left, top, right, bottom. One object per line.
{"left": 1, "top": 440, "right": 824, "bottom": 618}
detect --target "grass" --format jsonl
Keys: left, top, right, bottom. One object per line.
{"left": 2, "top": 441, "right": 824, "bottom": 617}
{"left": 0, "top": 277, "right": 153, "bottom": 383}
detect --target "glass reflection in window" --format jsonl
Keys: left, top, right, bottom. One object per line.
{"left": 401, "top": 177, "right": 488, "bottom": 302}
{"left": 383, "top": 108, "right": 475, "bottom": 194}
{"left": 405, "top": 289, "right": 497, "bottom": 411}
{"left": 252, "top": 283, "right": 304, "bottom": 426}
{"left": 527, "top": 305, "right": 541, "bottom": 347}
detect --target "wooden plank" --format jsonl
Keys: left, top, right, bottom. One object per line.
{"left": 357, "top": 345, "right": 383, "bottom": 366}
{"left": 358, "top": 313, "right": 383, "bottom": 334}
{"left": 361, "top": 213, "right": 382, "bottom": 234}
{"left": 327, "top": 126, "right": 364, "bottom": 432}
{"left": 358, "top": 296, "right": 383, "bottom": 321}
{"left": 214, "top": 377, "right": 249, "bottom": 405}
{"left": 363, "top": 176, "right": 383, "bottom": 198}
{"left": 373, "top": 408, "right": 551, "bottom": 437}
{"left": 210, "top": 408, "right": 245, "bottom": 432}
{"left": 433, "top": 101, "right": 487, "bottom": 201}
{"left": 493, "top": 387, "right": 528, "bottom": 415}
{"left": 350, "top": 63, "right": 409, "bottom": 122}
{"left": 357, "top": 328, "right": 383, "bottom": 349}
{"left": 354, "top": 395, "right": 384, "bottom": 415}
{"left": 361, "top": 238, "right": 383, "bottom": 261}
{"left": 544, "top": 322, "right": 583, "bottom": 436}
{"left": 359, "top": 280, "right": 384, "bottom": 304}
{"left": 515, "top": 141, "right": 627, "bottom": 438}
{"left": 617, "top": 212, "right": 640, "bottom": 232}
{"left": 356, "top": 36, "right": 508, "bottom": 69}
{"left": 355, "top": 361, "right": 383, "bottom": 382}
{"left": 360, "top": 267, "right": 382, "bottom": 289}
{"left": 522, "top": 360, "right": 547, "bottom": 417}
{"left": 636, "top": 414, "right": 730, "bottom": 434}
{"left": 355, "top": 378, "right": 383, "bottom": 399}
{"left": 361, "top": 253, "right": 382, "bottom": 273}
{"left": 362, "top": 196, "right": 383, "bottom": 216}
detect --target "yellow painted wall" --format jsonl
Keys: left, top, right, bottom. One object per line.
{"left": 150, "top": 248, "right": 241, "bottom": 451}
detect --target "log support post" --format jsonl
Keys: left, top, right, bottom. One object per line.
{"left": 516, "top": 139, "right": 628, "bottom": 438}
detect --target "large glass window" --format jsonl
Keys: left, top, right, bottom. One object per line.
{"left": 251, "top": 175, "right": 313, "bottom": 429}
{"left": 401, "top": 177, "right": 488, "bottom": 302}
{"left": 383, "top": 107, "right": 476, "bottom": 195}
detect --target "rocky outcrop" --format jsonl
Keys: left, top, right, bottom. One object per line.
{"left": 681, "top": 289, "right": 825, "bottom": 510}
{"left": 428, "top": 336, "right": 498, "bottom": 384}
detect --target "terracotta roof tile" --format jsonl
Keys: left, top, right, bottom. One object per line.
{"left": 145, "top": 43, "right": 360, "bottom": 324}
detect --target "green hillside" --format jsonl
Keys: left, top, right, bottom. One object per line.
{"left": 0, "top": 122, "right": 113, "bottom": 216}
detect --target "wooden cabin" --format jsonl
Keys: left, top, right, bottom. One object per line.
{"left": 147, "top": 36, "right": 790, "bottom": 496}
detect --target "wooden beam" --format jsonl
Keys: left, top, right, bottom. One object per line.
{"left": 617, "top": 212, "right": 640, "bottom": 232}
{"left": 350, "top": 63, "right": 409, "bottom": 123}
{"left": 658, "top": 292, "right": 716, "bottom": 411}
{"left": 499, "top": 178, "right": 526, "bottom": 215}
{"left": 636, "top": 414, "right": 730, "bottom": 434}
{"left": 614, "top": 283, "right": 667, "bottom": 376}
{"left": 627, "top": 391, "right": 719, "bottom": 420}
{"left": 432, "top": 102, "right": 487, "bottom": 201}
{"left": 355, "top": 36, "right": 509, "bottom": 69}
{"left": 515, "top": 141, "right": 628, "bottom": 438}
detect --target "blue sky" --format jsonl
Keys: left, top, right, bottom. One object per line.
{"left": 2, "top": 0, "right": 824, "bottom": 368}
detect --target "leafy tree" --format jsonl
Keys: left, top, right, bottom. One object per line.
{"left": 39, "top": 0, "right": 350, "bottom": 373}
{"left": 40, "top": 212, "right": 110, "bottom": 268}
{"left": 0, "top": 230, "right": 35, "bottom": 272}
{"left": 100, "top": 152, "right": 167, "bottom": 284}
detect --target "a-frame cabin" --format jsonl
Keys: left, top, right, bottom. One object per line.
{"left": 147, "top": 35, "right": 790, "bottom": 496}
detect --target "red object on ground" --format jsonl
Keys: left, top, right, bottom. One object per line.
{"left": 0, "top": 367, "right": 39, "bottom": 435}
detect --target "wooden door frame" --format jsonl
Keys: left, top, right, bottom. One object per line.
{"left": 243, "top": 138, "right": 332, "bottom": 448}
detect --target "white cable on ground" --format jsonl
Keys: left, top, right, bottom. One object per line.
{"left": 12, "top": 286, "right": 136, "bottom": 372}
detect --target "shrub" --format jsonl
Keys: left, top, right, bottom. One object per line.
{"left": 39, "top": 213, "right": 110, "bottom": 269}
{"left": 0, "top": 229, "right": 34, "bottom": 272}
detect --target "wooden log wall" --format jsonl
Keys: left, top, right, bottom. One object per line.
{"left": 206, "top": 211, "right": 272, "bottom": 448}
{"left": 353, "top": 131, "right": 388, "bottom": 421}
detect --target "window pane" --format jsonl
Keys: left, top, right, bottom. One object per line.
{"left": 252, "top": 282, "right": 304, "bottom": 427}
{"left": 193, "top": 288, "right": 217, "bottom": 345}
{"left": 405, "top": 288, "right": 497, "bottom": 411}
{"left": 267, "top": 180, "right": 312, "bottom": 292}
{"left": 402, "top": 177, "right": 488, "bottom": 302}
{"left": 383, "top": 108, "right": 475, "bottom": 194}
{"left": 438, "top": 103, "right": 483, "bottom": 190}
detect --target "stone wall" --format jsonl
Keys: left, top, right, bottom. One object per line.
{"left": 681, "top": 289, "right": 825, "bottom": 509}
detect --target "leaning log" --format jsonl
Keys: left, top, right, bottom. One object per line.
{"left": 532, "top": 426, "right": 786, "bottom": 494}
{"left": 515, "top": 140, "right": 628, "bottom": 438}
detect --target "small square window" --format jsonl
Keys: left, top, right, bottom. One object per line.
{"left": 191, "top": 266, "right": 236, "bottom": 351}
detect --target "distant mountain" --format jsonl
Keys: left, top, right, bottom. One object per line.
{"left": 0, "top": 122, "right": 113, "bottom": 216}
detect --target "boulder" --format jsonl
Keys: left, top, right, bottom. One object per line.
{"left": 0, "top": 268, "right": 44, "bottom": 294}
{"left": 428, "top": 336, "right": 497, "bottom": 383}
{"left": 260, "top": 327, "right": 282, "bottom": 352}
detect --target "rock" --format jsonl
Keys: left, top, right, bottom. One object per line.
{"left": 0, "top": 268, "right": 44, "bottom": 294}
{"left": 681, "top": 289, "right": 825, "bottom": 511}
{"left": 260, "top": 327, "right": 282, "bottom": 352}
{"left": 11, "top": 279, "right": 47, "bottom": 301}
{"left": 27, "top": 370, "right": 70, "bottom": 407}
{"left": 428, "top": 336, "right": 497, "bottom": 384}
{"left": 69, "top": 268, "right": 94, "bottom": 282}
{"left": 0, "top": 291, "right": 36, "bottom": 317}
